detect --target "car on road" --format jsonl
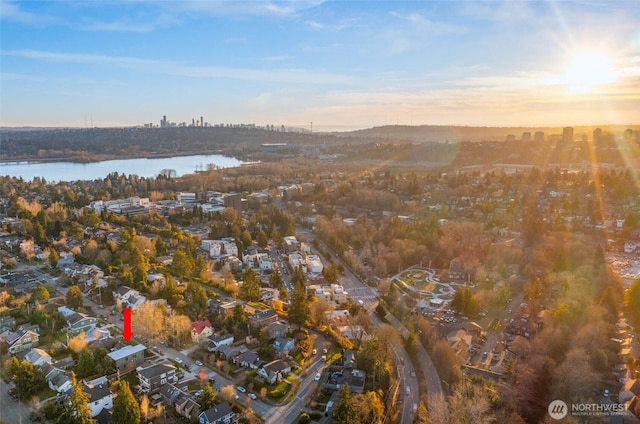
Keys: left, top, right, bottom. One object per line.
{"left": 312, "top": 348, "right": 317, "bottom": 355}
{"left": 322, "top": 348, "right": 328, "bottom": 354}
{"left": 249, "top": 393, "right": 257, "bottom": 400}
{"left": 315, "top": 373, "right": 321, "bottom": 382}
{"left": 237, "top": 386, "right": 247, "bottom": 393}
{"left": 195, "top": 360, "right": 203, "bottom": 366}
{"left": 194, "top": 389, "right": 203, "bottom": 397}
{"left": 175, "top": 357, "right": 183, "bottom": 364}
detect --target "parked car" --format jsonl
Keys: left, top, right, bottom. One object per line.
{"left": 195, "top": 360, "right": 203, "bottom": 366}
{"left": 315, "top": 373, "right": 321, "bottom": 382}
{"left": 237, "top": 386, "right": 247, "bottom": 393}
{"left": 249, "top": 393, "right": 257, "bottom": 400}
{"left": 194, "top": 390, "right": 203, "bottom": 397}
{"left": 175, "top": 357, "right": 183, "bottom": 364}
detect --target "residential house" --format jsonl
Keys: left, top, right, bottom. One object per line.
{"left": 215, "top": 344, "right": 248, "bottom": 361}
{"left": 113, "top": 286, "right": 146, "bottom": 309}
{"left": 137, "top": 363, "right": 178, "bottom": 392}
{"left": 273, "top": 337, "right": 295, "bottom": 356}
{"left": 84, "top": 376, "right": 113, "bottom": 417}
{"left": 24, "top": 348, "right": 52, "bottom": 367}
{"left": 175, "top": 393, "right": 201, "bottom": 420}
{"left": 336, "top": 325, "right": 370, "bottom": 343}
{"left": 107, "top": 344, "right": 146, "bottom": 371}
{"left": 198, "top": 401, "right": 234, "bottom": 424}
{"left": 248, "top": 309, "right": 279, "bottom": 328}
{"left": 267, "top": 322, "right": 289, "bottom": 339}
{"left": 66, "top": 312, "right": 98, "bottom": 336}
{"left": 191, "top": 320, "right": 214, "bottom": 344}
{"left": 207, "top": 333, "right": 234, "bottom": 352}
{"left": 323, "top": 369, "right": 366, "bottom": 394}
{"left": 2, "top": 327, "right": 39, "bottom": 354}
{"left": 234, "top": 350, "right": 263, "bottom": 370}
{"left": 0, "top": 316, "right": 16, "bottom": 333}
{"left": 160, "top": 382, "right": 201, "bottom": 420}
{"left": 258, "top": 359, "right": 291, "bottom": 384}
{"left": 41, "top": 363, "right": 72, "bottom": 393}
{"left": 342, "top": 350, "right": 358, "bottom": 369}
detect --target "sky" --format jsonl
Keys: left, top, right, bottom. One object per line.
{"left": 1, "top": 0, "right": 639, "bottom": 132}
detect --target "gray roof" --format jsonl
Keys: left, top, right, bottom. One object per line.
{"left": 107, "top": 344, "right": 146, "bottom": 361}
{"left": 200, "top": 401, "right": 233, "bottom": 422}
{"left": 137, "top": 363, "right": 176, "bottom": 379}
{"left": 84, "top": 381, "right": 111, "bottom": 402}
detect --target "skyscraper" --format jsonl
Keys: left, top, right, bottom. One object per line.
{"left": 563, "top": 127, "right": 574, "bottom": 143}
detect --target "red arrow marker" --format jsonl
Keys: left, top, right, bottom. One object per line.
{"left": 122, "top": 307, "right": 133, "bottom": 341}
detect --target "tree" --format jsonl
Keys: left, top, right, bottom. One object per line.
{"left": 112, "top": 380, "right": 141, "bottom": 424}
{"left": 172, "top": 249, "right": 194, "bottom": 278}
{"left": 66, "top": 285, "right": 83, "bottom": 310}
{"left": 76, "top": 347, "right": 96, "bottom": 379}
{"left": 288, "top": 280, "right": 309, "bottom": 327}
{"left": 185, "top": 281, "right": 208, "bottom": 319}
{"left": 49, "top": 247, "right": 60, "bottom": 267}
{"left": 219, "top": 385, "right": 237, "bottom": 403}
{"left": 257, "top": 229, "right": 268, "bottom": 248}
{"left": 333, "top": 385, "right": 358, "bottom": 424}
{"left": 68, "top": 332, "right": 88, "bottom": 353}
{"left": 269, "top": 271, "right": 284, "bottom": 289}
{"left": 62, "top": 372, "right": 94, "bottom": 424}
{"left": 132, "top": 301, "right": 165, "bottom": 345}
{"left": 239, "top": 268, "right": 262, "bottom": 302}
{"left": 352, "top": 391, "right": 384, "bottom": 424}
{"left": 200, "top": 383, "right": 218, "bottom": 410}
{"left": 30, "top": 286, "right": 50, "bottom": 304}
{"left": 8, "top": 357, "right": 46, "bottom": 400}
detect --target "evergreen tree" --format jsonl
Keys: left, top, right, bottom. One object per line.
{"left": 333, "top": 385, "right": 358, "bottom": 424}
{"left": 62, "top": 372, "right": 94, "bottom": 424}
{"left": 239, "top": 268, "right": 262, "bottom": 302}
{"left": 49, "top": 247, "right": 60, "bottom": 268}
{"left": 256, "top": 229, "right": 268, "bottom": 248}
{"left": 269, "top": 271, "right": 284, "bottom": 289}
{"left": 288, "top": 280, "right": 309, "bottom": 327}
{"left": 112, "top": 380, "right": 141, "bottom": 424}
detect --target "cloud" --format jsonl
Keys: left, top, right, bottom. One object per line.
{"left": 129, "top": 0, "right": 327, "bottom": 18}
{"left": 0, "top": 0, "right": 61, "bottom": 24}
{"left": 2, "top": 49, "right": 354, "bottom": 85}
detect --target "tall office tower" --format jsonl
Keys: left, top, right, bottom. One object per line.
{"left": 534, "top": 131, "right": 545, "bottom": 142}
{"left": 522, "top": 132, "right": 531, "bottom": 142}
{"left": 563, "top": 127, "right": 574, "bottom": 143}
{"left": 593, "top": 128, "right": 602, "bottom": 143}
{"left": 200, "top": 116, "right": 204, "bottom": 127}
{"left": 192, "top": 118, "right": 195, "bottom": 127}
{"left": 161, "top": 115, "right": 167, "bottom": 128}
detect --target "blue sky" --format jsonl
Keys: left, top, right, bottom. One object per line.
{"left": 1, "top": 1, "right": 639, "bottom": 131}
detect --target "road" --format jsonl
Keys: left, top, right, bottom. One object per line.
{"left": 385, "top": 313, "right": 444, "bottom": 416}
{"left": 0, "top": 378, "right": 32, "bottom": 424}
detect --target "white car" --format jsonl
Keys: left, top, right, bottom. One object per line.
{"left": 314, "top": 373, "right": 321, "bottom": 382}
{"left": 237, "top": 386, "right": 247, "bottom": 393}
{"left": 175, "top": 357, "right": 183, "bottom": 364}
{"left": 195, "top": 360, "right": 203, "bottom": 366}
{"left": 249, "top": 393, "right": 257, "bottom": 400}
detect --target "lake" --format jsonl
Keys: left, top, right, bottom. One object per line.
{"left": 0, "top": 154, "right": 246, "bottom": 182}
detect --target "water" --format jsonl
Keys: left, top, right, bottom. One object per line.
{"left": 0, "top": 154, "right": 246, "bottom": 182}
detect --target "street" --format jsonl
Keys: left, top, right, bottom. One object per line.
{"left": 0, "top": 378, "right": 32, "bottom": 424}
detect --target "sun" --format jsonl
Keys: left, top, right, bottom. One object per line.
{"left": 564, "top": 52, "right": 616, "bottom": 92}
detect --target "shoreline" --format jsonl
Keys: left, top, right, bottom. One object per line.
{"left": 0, "top": 149, "right": 248, "bottom": 165}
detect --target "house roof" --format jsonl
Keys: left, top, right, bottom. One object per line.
{"left": 191, "top": 319, "right": 212, "bottom": 335}
{"left": 25, "top": 348, "right": 51, "bottom": 364}
{"left": 84, "top": 381, "right": 111, "bottom": 402}
{"left": 137, "top": 363, "right": 176, "bottom": 379}
{"left": 107, "top": 344, "right": 146, "bottom": 361}
{"left": 116, "top": 286, "right": 136, "bottom": 296}
{"left": 67, "top": 312, "right": 90, "bottom": 325}
{"left": 262, "top": 359, "right": 289, "bottom": 375}
{"left": 200, "top": 401, "right": 233, "bottom": 422}
{"left": 209, "top": 333, "right": 234, "bottom": 343}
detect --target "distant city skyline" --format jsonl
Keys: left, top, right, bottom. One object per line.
{"left": 1, "top": 1, "right": 639, "bottom": 132}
